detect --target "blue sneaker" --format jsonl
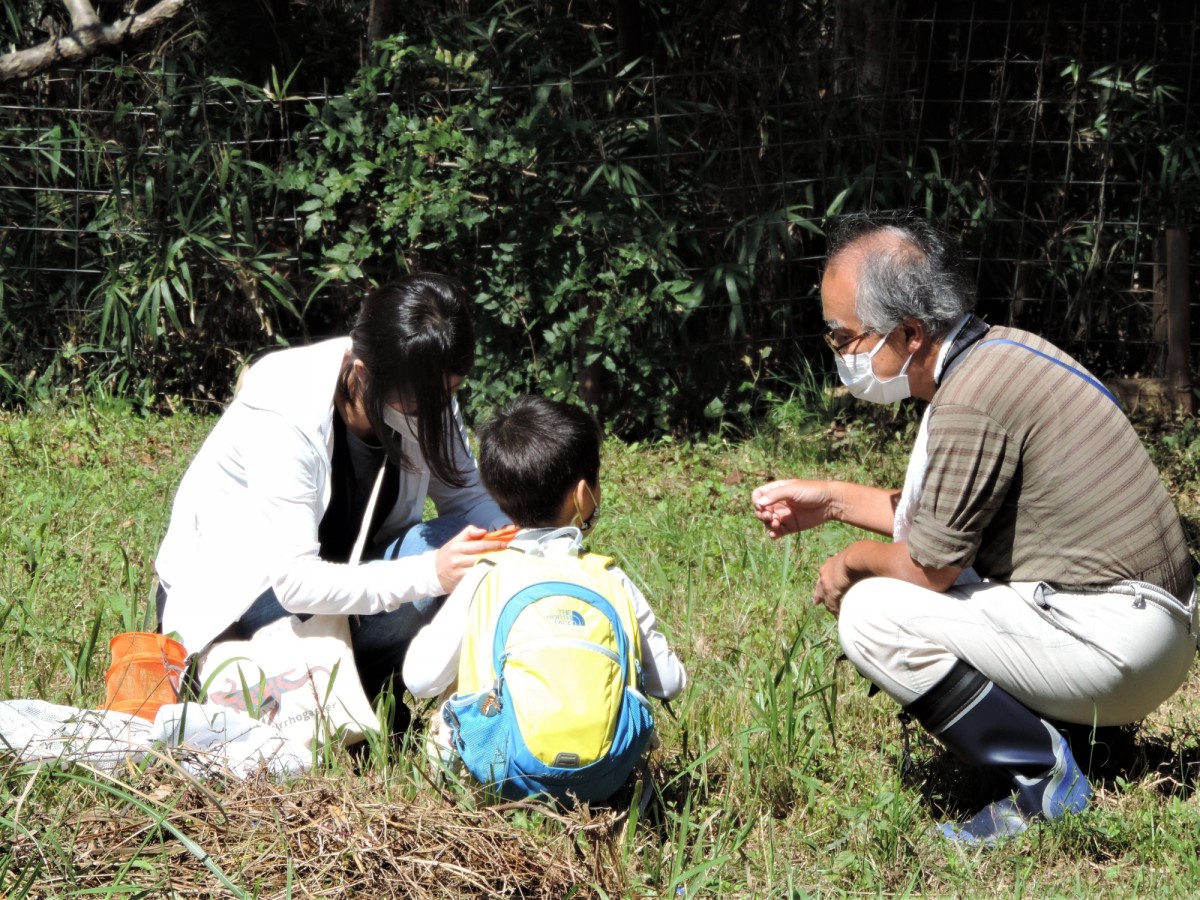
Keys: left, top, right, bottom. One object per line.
{"left": 936, "top": 797, "right": 1028, "bottom": 845}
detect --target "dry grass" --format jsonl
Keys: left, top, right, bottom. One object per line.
{"left": 5, "top": 754, "right": 636, "bottom": 898}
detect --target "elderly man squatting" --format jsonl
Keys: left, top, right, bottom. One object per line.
{"left": 752, "top": 213, "right": 1197, "bottom": 844}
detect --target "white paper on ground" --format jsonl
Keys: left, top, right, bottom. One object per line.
{"left": 0, "top": 699, "right": 310, "bottom": 778}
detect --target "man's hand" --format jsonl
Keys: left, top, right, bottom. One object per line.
{"left": 751, "top": 479, "right": 835, "bottom": 538}
{"left": 813, "top": 548, "right": 855, "bottom": 616}
{"left": 434, "top": 525, "right": 510, "bottom": 593}
{"left": 810, "top": 540, "right": 964, "bottom": 617}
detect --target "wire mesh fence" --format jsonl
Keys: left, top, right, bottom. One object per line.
{"left": 0, "top": 1, "right": 1196, "bottom": 425}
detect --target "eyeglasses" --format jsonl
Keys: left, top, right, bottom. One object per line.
{"left": 822, "top": 329, "right": 873, "bottom": 354}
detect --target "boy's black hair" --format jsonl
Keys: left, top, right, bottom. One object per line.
{"left": 477, "top": 395, "right": 602, "bottom": 528}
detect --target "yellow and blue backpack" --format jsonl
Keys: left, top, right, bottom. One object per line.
{"left": 441, "top": 530, "right": 655, "bottom": 805}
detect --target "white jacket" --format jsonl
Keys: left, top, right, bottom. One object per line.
{"left": 156, "top": 338, "right": 507, "bottom": 651}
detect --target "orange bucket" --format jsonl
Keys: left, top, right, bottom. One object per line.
{"left": 103, "top": 632, "right": 188, "bottom": 721}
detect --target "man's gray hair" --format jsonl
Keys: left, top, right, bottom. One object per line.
{"left": 827, "top": 212, "right": 976, "bottom": 339}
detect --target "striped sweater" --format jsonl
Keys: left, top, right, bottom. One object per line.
{"left": 907, "top": 326, "right": 1193, "bottom": 602}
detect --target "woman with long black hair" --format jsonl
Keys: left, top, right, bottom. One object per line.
{"left": 156, "top": 273, "right": 510, "bottom": 698}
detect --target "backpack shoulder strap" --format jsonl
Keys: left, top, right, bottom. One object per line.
{"left": 456, "top": 547, "right": 532, "bottom": 692}
{"left": 576, "top": 551, "right": 614, "bottom": 575}
{"left": 576, "top": 551, "right": 645, "bottom": 682}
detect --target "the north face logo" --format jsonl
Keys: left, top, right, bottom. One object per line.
{"left": 546, "top": 609, "right": 586, "bottom": 628}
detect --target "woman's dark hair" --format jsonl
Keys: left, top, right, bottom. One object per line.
{"left": 337, "top": 273, "right": 475, "bottom": 487}
{"left": 477, "top": 396, "right": 602, "bottom": 528}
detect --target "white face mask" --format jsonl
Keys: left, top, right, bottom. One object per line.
{"left": 834, "top": 330, "right": 915, "bottom": 404}
{"left": 381, "top": 405, "right": 419, "bottom": 439}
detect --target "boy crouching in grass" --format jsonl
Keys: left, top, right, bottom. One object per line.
{"left": 403, "top": 396, "right": 687, "bottom": 805}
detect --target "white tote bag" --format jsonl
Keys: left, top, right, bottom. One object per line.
{"left": 198, "top": 461, "right": 392, "bottom": 750}
{"left": 198, "top": 613, "right": 379, "bottom": 750}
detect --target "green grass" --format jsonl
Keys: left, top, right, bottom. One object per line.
{"left": 2, "top": 396, "right": 1199, "bottom": 897}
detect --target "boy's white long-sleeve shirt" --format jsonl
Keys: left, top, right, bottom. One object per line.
{"left": 403, "top": 530, "right": 687, "bottom": 701}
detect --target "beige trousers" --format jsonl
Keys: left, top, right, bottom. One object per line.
{"left": 838, "top": 578, "right": 1197, "bottom": 726}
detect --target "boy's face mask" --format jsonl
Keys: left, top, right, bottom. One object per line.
{"left": 834, "top": 329, "right": 915, "bottom": 404}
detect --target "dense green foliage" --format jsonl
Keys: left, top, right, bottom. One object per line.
{"left": 1, "top": 2, "right": 1197, "bottom": 432}
{"left": 280, "top": 30, "right": 708, "bottom": 434}
{"left": 0, "top": 58, "right": 300, "bottom": 408}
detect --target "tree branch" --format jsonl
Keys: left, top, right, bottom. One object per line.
{"left": 62, "top": 0, "right": 102, "bottom": 31}
{"left": 0, "top": 0, "right": 192, "bottom": 83}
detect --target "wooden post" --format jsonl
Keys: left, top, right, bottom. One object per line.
{"left": 367, "top": 0, "right": 396, "bottom": 48}
{"left": 576, "top": 311, "right": 603, "bottom": 419}
{"left": 1152, "top": 236, "right": 1169, "bottom": 374}
{"left": 1164, "top": 227, "right": 1194, "bottom": 415}
{"left": 834, "top": 0, "right": 896, "bottom": 93}
{"left": 616, "top": 0, "right": 644, "bottom": 64}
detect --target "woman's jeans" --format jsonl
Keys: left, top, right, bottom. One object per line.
{"left": 166, "top": 517, "right": 466, "bottom": 702}
{"left": 351, "top": 517, "right": 466, "bottom": 698}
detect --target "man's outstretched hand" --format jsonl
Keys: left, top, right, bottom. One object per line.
{"left": 751, "top": 479, "right": 835, "bottom": 538}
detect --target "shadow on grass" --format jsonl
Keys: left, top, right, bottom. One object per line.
{"left": 1065, "top": 721, "right": 1200, "bottom": 800}
{"left": 894, "top": 718, "right": 1200, "bottom": 823}
{"left": 630, "top": 751, "right": 733, "bottom": 841}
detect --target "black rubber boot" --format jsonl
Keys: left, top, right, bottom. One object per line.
{"left": 905, "top": 660, "right": 1092, "bottom": 845}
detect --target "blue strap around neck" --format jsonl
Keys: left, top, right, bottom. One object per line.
{"left": 977, "top": 339, "right": 1121, "bottom": 409}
